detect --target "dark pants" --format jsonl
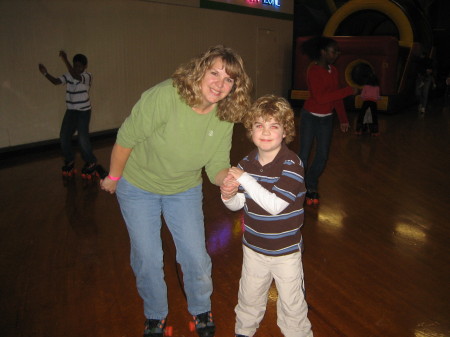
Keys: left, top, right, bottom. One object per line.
{"left": 60, "top": 109, "right": 97, "bottom": 164}
{"left": 298, "top": 109, "right": 333, "bottom": 192}
{"left": 356, "top": 100, "right": 378, "bottom": 133}
{"left": 415, "top": 75, "right": 432, "bottom": 108}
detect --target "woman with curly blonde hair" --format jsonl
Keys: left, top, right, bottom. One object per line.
{"left": 100, "top": 45, "right": 252, "bottom": 337}
{"left": 173, "top": 45, "right": 252, "bottom": 122}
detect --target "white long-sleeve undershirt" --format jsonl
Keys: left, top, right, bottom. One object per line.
{"left": 222, "top": 172, "right": 289, "bottom": 215}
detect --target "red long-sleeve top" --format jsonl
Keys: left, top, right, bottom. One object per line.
{"left": 303, "top": 64, "right": 354, "bottom": 124}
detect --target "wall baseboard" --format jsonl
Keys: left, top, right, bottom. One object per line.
{"left": 0, "top": 129, "right": 118, "bottom": 165}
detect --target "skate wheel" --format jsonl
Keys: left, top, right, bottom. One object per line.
{"left": 188, "top": 321, "right": 196, "bottom": 332}
{"left": 164, "top": 325, "right": 173, "bottom": 336}
{"left": 306, "top": 198, "right": 313, "bottom": 206}
{"left": 313, "top": 199, "right": 320, "bottom": 205}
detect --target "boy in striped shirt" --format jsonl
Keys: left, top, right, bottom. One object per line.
{"left": 222, "top": 95, "right": 313, "bottom": 337}
{"left": 39, "top": 51, "right": 97, "bottom": 176}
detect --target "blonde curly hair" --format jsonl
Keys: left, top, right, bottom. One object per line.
{"left": 243, "top": 95, "right": 296, "bottom": 144}
{"left": 172, "top": 45, "right": 252, "bottom": 123}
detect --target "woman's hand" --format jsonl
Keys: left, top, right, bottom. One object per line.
{"left": 100, "top": 177, "right": 118, "bottom": 194}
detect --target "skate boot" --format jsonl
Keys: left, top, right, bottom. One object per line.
{"left": 370, "top": 124, "right": 380, "bottom": 136}
{"left": 355, "top": 123, "right": 363, "bottom": 136}
{"left": 61, "top": 161, "right": 76, "bottom": 177}
{"left": 81, "top": 162, "right": 98, "bottom": 179}
{"left": 143, "top": 318, "right": 173, "bottom": 337}
{"left": 94, "top": 164, "right": 109, "bottom": 179}
{"left": 305, "top": 191, "right": 320, "bottom": 206}
{"left": 189, "top": 311, "right": 215, "bottom": 337}
{"left": 362, "top": 123, "right": 369, "bottom": 134}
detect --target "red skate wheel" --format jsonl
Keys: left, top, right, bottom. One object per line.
{"left": 189, "top": 321, "right": 196, "bottom": 332}
{"left": 164, "top": 325, "right": 173, "bottom": 336}
{"left": 306, "top": 199, "right": 313, "bottom": 206}
{"left": 313, "top": 199, "right": 320, "bottom": 205}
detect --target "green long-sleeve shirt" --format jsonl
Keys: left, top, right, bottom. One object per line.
{"left": 117, "top": 79, "right": 234, "bottom": 195}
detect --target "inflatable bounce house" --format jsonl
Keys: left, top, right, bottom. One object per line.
{"left": 290, "top": 0, "right": 434, "bottom": 112}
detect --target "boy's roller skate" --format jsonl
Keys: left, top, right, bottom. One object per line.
{"left": 94, "top": 164, "right": 109, "bottom": 180}
{"left": 189, "top": 311, "right": 215, "bottom": 337}
{"left": 61, "top": 161, "right": 76, "bottom": 177}
{"left": 81, "top": 162, "right": 98, "bottom": 180}
{"left": 305, "top": 191, "right": 320, "bottom": 206}
{"left": 143, "top": 318, "right": 173, "bottom": 337}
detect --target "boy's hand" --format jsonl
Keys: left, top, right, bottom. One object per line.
{"left": 220, "top": 173, "right": 239, "bottom": 200}
{"left": 59, "top": 50, "right": 67, "bottom": 59}
{"left": 229, "top": 166, "right": 244, "bottom": 179}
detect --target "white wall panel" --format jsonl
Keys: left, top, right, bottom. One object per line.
{"left": 0, "top": 0, "right": 292, "bottom": 148}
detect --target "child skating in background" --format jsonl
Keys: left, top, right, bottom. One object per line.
{"left": 415, "top": 51, "right": 436, "bottom": 116}
{"left": 356, "top": 72, "right": 380, "bottom": 136}
{"left": 38, "top": 51, "right": 99, "bottom": 178}
{"left": 298, "top": 36, "right": 358, "bottom": 206}
{"left": 221, "top": 95, "right": 313, "bottom": 337}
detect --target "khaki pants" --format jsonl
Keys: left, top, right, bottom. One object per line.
{"left": 235, "top": 246, "right": 313, "bottom": 337}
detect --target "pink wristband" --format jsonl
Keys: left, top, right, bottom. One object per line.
{"left": 108, "top": 174, "right": 121, "bottom": 181}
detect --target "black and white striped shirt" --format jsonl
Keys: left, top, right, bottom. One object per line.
{"left": 59, "top": 72, "right": 92, "bottom": 111}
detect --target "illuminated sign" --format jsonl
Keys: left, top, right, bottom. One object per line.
{"left": 201, "top": 0, "right": 293, "bottom": 17}
{"left": 247, "top": 0, "right": 281, "bottom": 8}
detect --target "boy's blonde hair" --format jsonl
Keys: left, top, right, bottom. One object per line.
{"left": 172, "top": 45, "right": 252, "bottom": 123}
{"left": 243, "top": 95, "right": 296, "bottom": 144}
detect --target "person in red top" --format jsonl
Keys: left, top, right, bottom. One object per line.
{"left": 356, "top": 72, "right": 381, "bottom": 136}
{"left": 298, "top": 36, "right": 357, "bottom": 205}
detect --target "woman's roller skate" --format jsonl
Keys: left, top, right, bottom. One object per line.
{"left": 143, "top": 318, "right": 173, "bottom": 337}
{"left": 81, "top": 162, "right": 98, "bottom": 180}
{"left": 189, "top": 311, "right": 215, "bottom": 337}
{"left": 61, "top": 161, "right": 76, "bottom": 177}
{"left": 305, "top": 190, "right": 320, "bottom": 206}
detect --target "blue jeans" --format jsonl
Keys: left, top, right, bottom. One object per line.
{"left": 116, "top": 179, "right": 212, "bottom": 320}
{"left": 60, "top": 109, "right": 97, "bottom": 163}
{"left": 298, "top": 109, "right": 333, "bottom": 192}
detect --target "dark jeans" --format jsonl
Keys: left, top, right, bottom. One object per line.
{"left": 415, "top": 75, "right": 432, "bottom": 108}
{"left": 298, "top": 109, "right": 333, "bottom": 192}
{"left": 356, "top": 100, "right": 378, "bottom": 132}
{"left": 60, "top": 109, "right": 97, "bottom": 164}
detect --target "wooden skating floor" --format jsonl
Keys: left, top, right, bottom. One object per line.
{"left": 1, "top": 100, "right": 450, "bottom": 337}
